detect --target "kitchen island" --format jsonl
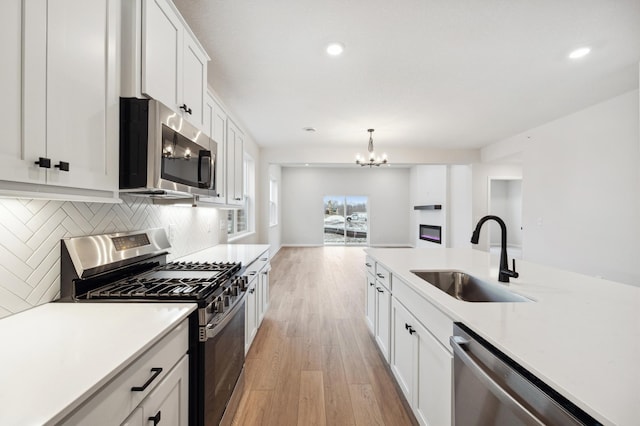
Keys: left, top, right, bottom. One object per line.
{"left": 365, "top": 247, "right": 639, "bottom": 426}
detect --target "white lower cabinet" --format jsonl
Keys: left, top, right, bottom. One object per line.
{"left": 245, "top": 251, "right": 271, "bottom": 353}
{"left": 391, "top": 298, "right": 452, "bottom": 426}
{"left": 245, "top": 275, "right": 258, "bottom": 353}
{"left": 374, "top": 283, "right": 391, "bottom": 362}
{"left": 258, "top": 263, "right": 271, "bottom": 323}
{"left": 365, "top": 273, "right": 376, "bottom": 333}
{"left": 62, "top": 319, "right": 189, "bottom": 425}
{"left": 137, "top": 355, "right": 189, "bottom": 426}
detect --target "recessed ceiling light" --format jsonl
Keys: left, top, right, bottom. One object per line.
{"left": 302, "top": 127, "right": 316, "bottom": 132}
{"left": 568, "top": 47, "right": 591, "bottom": 59}
{"left": 326, "top": 43, "right": 344, "bottom": 56}
{"left": 304, "top": 163, "right": 310, "bottom": 167}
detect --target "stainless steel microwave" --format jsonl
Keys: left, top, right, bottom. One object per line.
{"left": 119, "top": 98, "right": 217, "bottom": 200}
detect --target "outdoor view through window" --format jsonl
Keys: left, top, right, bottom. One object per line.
{"left": 323, "top": 196, "right": 368, "bottom": 245}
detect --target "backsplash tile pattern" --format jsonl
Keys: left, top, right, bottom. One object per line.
{"left": 0, "top": 196, "right": 221, "bottom": 318}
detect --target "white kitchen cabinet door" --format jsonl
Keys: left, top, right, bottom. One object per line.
{"left": 245, "top": 279, "right": 258, "bottom": 353}
{"left": 45, "top": 0, "right": 119, "bottom": 192}
{"left": 258, "top": 265, "right": 271, "bottom": 324}
{"left": 414, "top": 319, "right": 452, "bottom": 426}
{"left": 181, "top": 31, "right": 208, "bottom": 130}
{"left": 212, "top": 100, "right": 228, "bottom": 201}
{"left": 390, "top": 298, "right": 416, "bottom": 403}
{"left": 139, "top": 355, "right": 189, "bottom": 426}
{"left": 142, "top": 0, "right": 182, "bottom": 111}
{"left": 2, "top": 0, "right": 118, "bottom": 194}
{"left": 226, "top": 120, "right": 244, "bottom": 205}
{"left": 375, "top": 283, "right": 391, "bottom": 362}
{"left": 0, "top": 0, "right": 45, "bottom": 185}
{"left": 365, "top": 273, "right": 376, "bottom": 334}
{"left": 203, "top": 93, "right": 227, "bottom": 203}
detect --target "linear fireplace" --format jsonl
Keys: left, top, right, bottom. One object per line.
{"left": 419, "top": 224, "right": 442, "bottom": 244}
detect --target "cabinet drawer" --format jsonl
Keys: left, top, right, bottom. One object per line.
{"left": 375, "top": 263, "right": 392, "bottom": 291}
{"left": 393, "top": 277, "right": 453, "bottom": 352}
{"left": 245, "top": 251, "right": 270, "bottom": 275}
{"left": 61, "top": 319, "right": 189, "bottom": 425}
{"left": 365, "top": 256, "right": 375, "bottom": 275}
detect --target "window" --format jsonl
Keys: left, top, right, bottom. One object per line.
{"left": 323, "top": 195, "right": 368, "bottom": 245}
{"left": 269, "top": 178, "right": 278, "bottom": 226}
{"left": 227, "top": 154, "right": 254, "bottom": 239}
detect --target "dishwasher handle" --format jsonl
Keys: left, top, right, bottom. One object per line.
{"left": 450, "top": 336, "right": 546, "bottom": 426}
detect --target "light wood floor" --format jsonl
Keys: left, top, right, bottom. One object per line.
{"left": 231, "top": 246, "right": 417, "bottom": 426}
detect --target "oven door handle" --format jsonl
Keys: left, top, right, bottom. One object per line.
{"left": 205, "top": 292, "right": 246, "bottom": 340}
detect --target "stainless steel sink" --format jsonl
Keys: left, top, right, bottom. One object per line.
{"left": 410, "top": 270, "right": 531, "bottom": 303}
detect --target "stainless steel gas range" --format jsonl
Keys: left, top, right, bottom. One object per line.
{"left": 59, "top": 228, "right": 246, "bottom": 426}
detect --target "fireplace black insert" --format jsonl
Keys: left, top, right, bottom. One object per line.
{"left": 420, "top": 224, "right": 442, "bottom": 244}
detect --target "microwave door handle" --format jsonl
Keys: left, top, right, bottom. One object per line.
{"left": 198, "top": 150, "right": 212, "bottom": 188}
{"left": 210, "top": 152, "right": 216, "bottom": 191}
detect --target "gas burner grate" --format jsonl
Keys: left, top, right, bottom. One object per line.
{"left": 86, "top": 278, "right": 219, "bottom": 300}
{"left": 160, "top": 261, "right": 241, "bottom": 273}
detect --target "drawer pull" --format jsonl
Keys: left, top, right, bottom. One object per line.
{"left": 369, "top": 282, "right": 375, "bottom": 287}
{"left": 148, "top": 410, "right": 161, "bottom": 425}
{"left": 260, "top": 257, "right": 268, "bottom": 261}
{"left": 376, "top": 273, "right": 385, "bottom": 279}
{"left": 365, "top": 263, "right": 372, "bottom": 267}
{"left": 131, "top": 367, "right": 163, "bottom": 392}
{"left": 376, "top": 287, "right": 384, "bottom": 293}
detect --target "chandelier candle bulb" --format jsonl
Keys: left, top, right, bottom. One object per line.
{"left": 355, "top": 128, "right": 390, "bottom": 167}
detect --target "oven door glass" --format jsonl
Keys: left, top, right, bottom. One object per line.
{"left": 203, "top": 298, "right": 245, "bottom": 425}
{"left": 161, "top": 124, "right": 212, "bottom": 189}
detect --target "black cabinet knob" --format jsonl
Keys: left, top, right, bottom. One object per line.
{"left": 34, "top": 157, "right": 51, "bottom": 168}
{"left": 55, "top": 161, "right": 70, "bottom": 172}
{"left": 148, "top": 410, "right": 161, "bottom": 425}
{"left": 179, "top": 103, "right": 192, "bottom": 115}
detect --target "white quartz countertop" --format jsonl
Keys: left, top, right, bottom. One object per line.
{"left": 0, "top": 302, "right": 195, "bottom": 425}
{"left": 365, "top": 247, "right": 640, "bottom": 426}
{"left": 178, "top": 244, "right": 270, "bottom": 266}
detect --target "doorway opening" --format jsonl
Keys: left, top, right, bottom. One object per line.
{"left": 323, "top": 195, "right": 368, "bottom": 245}
{"left": 488, "top": 178, "right": 523, "bottom": 259}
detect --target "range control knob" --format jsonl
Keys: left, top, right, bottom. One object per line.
{"left": 214, "top": 296, "right": 225, "bottom": 313}
{"left": 230, "top": 285, "right": 239, "bottom": 296}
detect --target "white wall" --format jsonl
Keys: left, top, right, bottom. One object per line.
{"left": 489, "top": 179, "right": 522, "bottom": 247}
{"left": 483, "top": 89, "right": 639, "bottom": 285}
{"left": 522, "top": 90, "right": 639, "bottom": 285}
{"left": 280, "top": 167, "right": 411, "bottom": 246}
{"left": 410, "top": 165, "right": 448, "bottom": 248}
{"left": 471, "top": 163, "right": 523, "bottom": 252}
{"left": 267, "top": 164, "right": 282, "bottom": 255}
{"left": 448, "top": 165, "right": 473, "bottom": 249}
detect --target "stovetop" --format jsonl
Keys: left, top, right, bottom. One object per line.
{"left": 83, "top": 261, "right": 242, "bottom": 302}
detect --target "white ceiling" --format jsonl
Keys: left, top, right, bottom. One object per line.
{"left": 174, "top": 0, "right": 640, "bottom": 151}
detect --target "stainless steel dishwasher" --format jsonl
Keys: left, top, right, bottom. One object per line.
{"left": 450, "top": 323, "right": 601, "bottom": 426}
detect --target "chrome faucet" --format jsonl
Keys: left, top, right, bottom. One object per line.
{"left": 470, "top": 215, "right": 519, "bottom": 283}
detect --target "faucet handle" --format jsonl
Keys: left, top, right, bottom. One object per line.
{"left": 511, "top": 259, "right": 519, "bottom": 278}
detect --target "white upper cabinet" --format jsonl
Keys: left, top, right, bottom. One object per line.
{"left": 141, "top": 0, "right": 209, "bottom": 129}
{"left": 203, "top": 92, "right": 227, "bottom": 203}
{"left": 226, "top": 120, "right": 244, "bottom": 206}
{"left": 0, "top": 0, "right": 119, "bottom": 199}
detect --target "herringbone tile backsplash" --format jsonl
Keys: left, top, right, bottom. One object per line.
{"left": 0, "top": 196, "right": 223, "bottom": 318}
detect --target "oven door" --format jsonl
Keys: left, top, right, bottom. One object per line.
{"left": 202, "top": 295, "right": 246, "bottom": 425}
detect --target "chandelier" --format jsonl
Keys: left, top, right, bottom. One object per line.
{"left": 355, "top": 129, "right": 388, "bottom": 167}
